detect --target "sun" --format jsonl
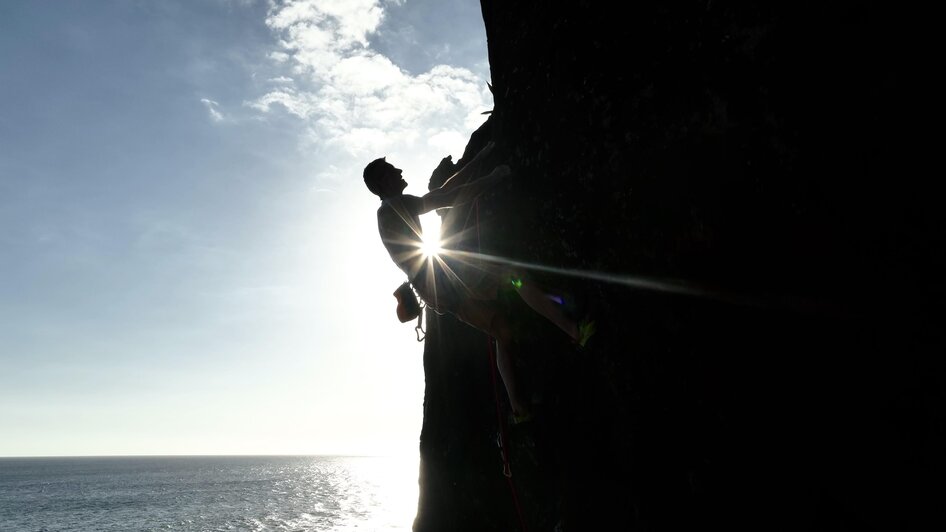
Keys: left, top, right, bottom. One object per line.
{"left": 420, "top": 234, "right": 443, "bottom": 258}
{"left": 419, "top": 213, "right": 443, "bottom": 258}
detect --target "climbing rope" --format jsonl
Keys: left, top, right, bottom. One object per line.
{"left": 487, "top": 338, "right": 530, "bottom": 531}
{"left": 473, "top": 196, "right": 530, "bottom": 532}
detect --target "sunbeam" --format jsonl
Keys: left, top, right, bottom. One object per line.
{"left": 441, "top": 248, "right": 848, "bottom": 318}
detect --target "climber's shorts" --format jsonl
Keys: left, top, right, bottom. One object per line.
{"left": 412, "top": 255, "right": 510, "bottom": 316}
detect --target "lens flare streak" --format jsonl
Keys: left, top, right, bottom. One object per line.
{"left": 443, "top": 248, "right": 845, "bottom": 317}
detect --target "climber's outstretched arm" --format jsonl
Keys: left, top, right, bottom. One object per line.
{"left": 436, "top": 141, "right": 496, "bottom": 193}
{"left": 421, "top": 163, "right": 510, "bottom": 213}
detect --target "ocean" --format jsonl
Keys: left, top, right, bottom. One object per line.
{"left": 0, "top": 455, "right": 419, "bottom": 532}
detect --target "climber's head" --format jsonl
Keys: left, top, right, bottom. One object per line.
{"left": 363, "top": 157, "right": 407, "bottom": 199}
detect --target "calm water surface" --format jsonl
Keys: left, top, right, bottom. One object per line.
{"left": 0, "top": 455, "right": 419, "bottom": 531}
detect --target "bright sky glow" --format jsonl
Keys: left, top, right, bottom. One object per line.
{"left": 0, "top": 0, "right": 492, "bottom": 457}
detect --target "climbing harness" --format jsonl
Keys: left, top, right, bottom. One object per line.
{"left": 414, "top": 299, "right": 426, "bottom": 342}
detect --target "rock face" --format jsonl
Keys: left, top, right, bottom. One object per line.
{"left": 414, "top": 3, "right": 943, "bottom": 531}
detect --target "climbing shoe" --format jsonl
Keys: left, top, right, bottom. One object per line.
{"left": 577, "top": 317, "right": 596, "bottom": 349}
{"left": 509, "top": 409, "right": 534, "bottom": 425}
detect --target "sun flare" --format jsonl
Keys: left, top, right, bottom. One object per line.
{"left": 420, "top": 236, "right": 443, "bottom": 258}
{"left": 419, "top": 213, "right": 443, "bottom": 258}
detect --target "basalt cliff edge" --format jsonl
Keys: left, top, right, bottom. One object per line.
{"left": 413, "top": 3, "right": 942, "bottom": 530}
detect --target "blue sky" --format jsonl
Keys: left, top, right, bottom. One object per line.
{"left": 0, "top": 0, "right": 493, "bottom": 457}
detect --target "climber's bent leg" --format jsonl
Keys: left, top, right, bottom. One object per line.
{"left": 508, "top": 271, "right": 579, "bottom": 342}
{"left": 454, "top": 299, "right": 529, "bottom": 416}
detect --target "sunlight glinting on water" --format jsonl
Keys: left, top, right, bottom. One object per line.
{"left": 330, "top": 455, "right": 420, "bottom": 531}
{"left": 0, "top": 455, "right": 421, "bottom": 532}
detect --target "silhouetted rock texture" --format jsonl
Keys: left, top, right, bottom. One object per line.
{"left": 414, "top": 3, "right": 943, "bottom": 531}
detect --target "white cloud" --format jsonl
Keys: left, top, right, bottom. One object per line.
{"left": 333, "top": 127, "right": 394, "bottom": 157}
{"left": 200, "top": 98, "right": 224, "bottom": 122}
{"left": 266, "top": 0, "right": 383, "bottom": 49}
{"left": 330, "top": 54, "right": 404, "bottom": 95}
{"left": 427, "top": 130, "right": 467, "bottom": 154}
{"left": 249, "top": 89, "right": 318, "bottom": 119}
{"left": 251, "top": 0, "right": 492, "bottom": 159}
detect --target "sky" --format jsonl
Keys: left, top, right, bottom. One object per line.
{"left": 0, "top": 0, "right": 494, "bottom": 457}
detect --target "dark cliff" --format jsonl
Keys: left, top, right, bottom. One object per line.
{"left": 414, "top": 3, "right": 943, "bottom": 531}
